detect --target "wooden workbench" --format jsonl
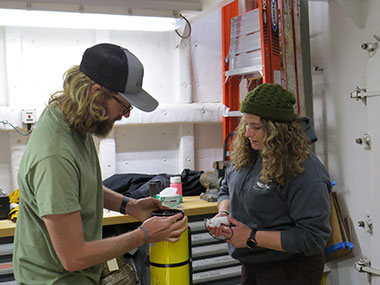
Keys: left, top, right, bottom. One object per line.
{"left": 0, "top": 196, "right": 218, "bottom": 238}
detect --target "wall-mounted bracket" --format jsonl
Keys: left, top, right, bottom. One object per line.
{"left": 355, "top": 258, "right": 380, "bottom": 276}
{"left": 361, "top": 34, "right": 380, "bottom": 57}
{"left": 355, "top": 133, "right": 371, "bottom": 150}
{"left": 222, "top": 105, "right": 241, "bottom": 117}
{"left": 350, "top": 87, "right": 380, "bottom": 105}
{"left": 358, "top": 213, "right": 373, "bottom": 233}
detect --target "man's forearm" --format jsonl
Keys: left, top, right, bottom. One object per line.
{"left": 44, "top": 210, "right": 146, "bottom": 272}
{"left": 103, "top": 185, "right": 125, "bottom": 212}
{"left": 63, "top": 228, "right": 145, "bottom": 272}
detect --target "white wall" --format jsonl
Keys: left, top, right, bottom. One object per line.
{"left": 309, "top": 1, "right": 380, "bottom": 284}
{"left": 0, "top": 9, "right": 225, "bottom": 193}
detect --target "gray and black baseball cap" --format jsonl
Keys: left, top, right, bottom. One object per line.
{"left": 80, "top": 43, "right": 158, "bottom": 112}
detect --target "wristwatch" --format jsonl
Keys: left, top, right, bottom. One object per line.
{"left": 246, "top": 229, "right": 257, "bottom": 249}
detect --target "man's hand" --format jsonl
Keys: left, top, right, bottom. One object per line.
{"left": 142, "top": 213, "right": 188, "bottom": 243}
{"left": 127, "top": 197, "right": 168, "bottom": 221}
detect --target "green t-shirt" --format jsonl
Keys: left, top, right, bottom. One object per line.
{"left": 13, "top": 105, "right": 104, "bottom": 284}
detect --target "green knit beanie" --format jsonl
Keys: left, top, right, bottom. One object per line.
{"left": 240, "top": 83, "right": 296, "bottom": 122}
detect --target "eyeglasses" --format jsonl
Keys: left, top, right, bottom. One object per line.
{"left": 112, "top": 96, "right": 133, "bottom": 116}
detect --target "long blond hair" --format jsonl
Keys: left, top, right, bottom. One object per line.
{"left": 231, "top": 118, "right": 310, "bottom": 185}
{"left": 49, "top": 65, "right": 114, "bottom": 133}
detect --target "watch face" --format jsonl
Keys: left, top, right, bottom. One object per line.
{"left": 247, "top": 238, "right": 257, "bottom": 249}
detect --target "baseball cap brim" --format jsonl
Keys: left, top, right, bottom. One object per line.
{"left": 119, "top": 89, "right": 158, "bottom": 112}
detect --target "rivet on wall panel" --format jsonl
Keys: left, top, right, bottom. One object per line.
{"left": 163, "top": 158, "right": 167, "bottom": 162}
{"left": 200, "top": 156, "right": 204, "bottom": 160}
{"left": 124, "top": 161, "right": 128, "bottom": 164}
{"left": 194, "top": 43, "right": 198, "bottom": 47}
{"left": 201, "top": 109, "right": 206, "bottom": 114}
{"left": 163, "top": 111, "right": 168, "bottom": 115}
{"left": 187, "top": 157, "right": 192, "bottom": 162}
{"left": 107, "top": 163, "right": 111, "bottom": 167}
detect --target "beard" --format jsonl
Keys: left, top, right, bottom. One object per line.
{"left": 93, "top": 119, "right": 115, "bottom": 138}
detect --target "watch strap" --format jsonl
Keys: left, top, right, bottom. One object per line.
{"left": 119, "top": 196, "right": 130, "bottom": 215}
{"left": 246, "top": 229, "right": 258, "bottom": 249}
{"left": 249, "top": 229, "right": 257, "bottom": 240}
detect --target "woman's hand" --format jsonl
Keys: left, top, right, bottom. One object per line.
{"left": 222, "top": 215, "right": 251, "bottom": 248}
{"left": 206, "top": 212, "right": 230, "bottom": 238}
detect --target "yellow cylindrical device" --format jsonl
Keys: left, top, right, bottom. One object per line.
{"left": 150, "top": 209, "right": 191, "bottom": 285}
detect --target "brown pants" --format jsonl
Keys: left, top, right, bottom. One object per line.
{"left": 241, "top": 252, "right": 325, "bottom": 285}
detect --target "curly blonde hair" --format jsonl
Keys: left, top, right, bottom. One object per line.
{"left": 231, "top": 118, "right": 310, "bottom": 185}
{"left": 49, "top": 65, "right": 114, "bottom": 133}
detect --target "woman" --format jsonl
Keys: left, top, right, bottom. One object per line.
{"left": 210, "top": 83, "right": 331, "bottom": 285}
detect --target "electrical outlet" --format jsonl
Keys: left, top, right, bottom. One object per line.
{"left": 21, "top": 109, "right": 37, "bottom": 124}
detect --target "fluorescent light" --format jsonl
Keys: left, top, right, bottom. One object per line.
{"left": 0, "top": 9, "right": 182, "bottom": 31}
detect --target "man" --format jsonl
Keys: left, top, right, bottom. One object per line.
{"left": 13, "top": 43, "right": 187, "bottom": 284}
